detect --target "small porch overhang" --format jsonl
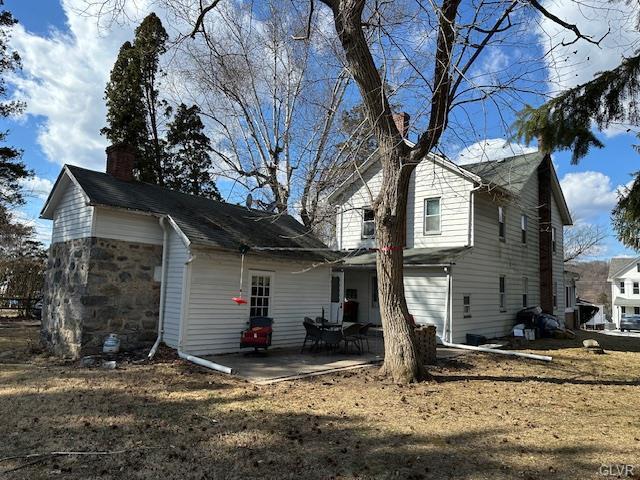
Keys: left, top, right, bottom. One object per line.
{"left": 614, "top": 297, "right": 640, "bottom": 307}
{"left": 336, "top": 246, "right": 471, "bottom": 269}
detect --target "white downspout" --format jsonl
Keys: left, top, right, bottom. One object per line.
{"left": 177, "top": 252, "right": 233, "bottom": 375}
{"left": 440, "top": 265, "right": 552, "bottom": 362}
{"left": 148, "top": 216, "right": 169, "bottom": 359}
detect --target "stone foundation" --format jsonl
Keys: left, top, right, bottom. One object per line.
{"left": 42, "top": 237, "right": 162, "bottom": 358}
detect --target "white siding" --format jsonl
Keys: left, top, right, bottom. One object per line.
{"left": 407, "top": 162, "right": 473, "bottom": 248}
{"left": 161, "top": 228, "right": 189, "bottom": 348}
{"left": 51, "top": 181, "right": 93, "bottom": 244}
{"left": 335, "top": 159, "right": 473, "bottom": 250}
{"left": 452, "top": 172, "right": 542, "bottom": 342}
{"left": 336, "top": 164, "right": 383, "bottom": 250}
{"left": 404, "top": 268, "right": 448, "bottom": 335}
{"left": 610, "top": 261, "right": 640, "bottom": 325}
{"left": 93, "top": 208, "right": 163, "bottom": 245}
{"left": 183, "top": 252, "right": 332, "bottom": 356}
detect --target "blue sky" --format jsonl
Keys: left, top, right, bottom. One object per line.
{"left": 2, "top": 0, "right": 639, "bottom": 259}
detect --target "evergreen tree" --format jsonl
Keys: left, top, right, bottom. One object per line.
{"left": 134, "top": 13, "right": 168, "bottom": 185}
{"left": 0, "top": 1, "right": 32, "bottom": 235}
{"left": 101, "top": 41, "right": 149, "bottom": 178}
{"left": 515, "top": 53, "right": 640, "bottom": 251}
{"left": 165, "top": 104, "right": 220, "bottom": 200}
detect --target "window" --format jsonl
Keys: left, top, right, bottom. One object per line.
{"left": 565, "top": 286, "right": 571, "bottom": 309}
{"left": 522, "top": 277, "right": 528, "bottom": 308}
{"left": 498, "top": 206, "right": 506, "bottom": 241}
{"left": 635, "top": 307, "right": 640, "bottom": 315}
{"left": 249, "top": 274, "right": 272, "bottom": 318}
{"left": 499, "top": 276, "right": 506, "bottom": 311}
{"left": 361, "top": 208, "right": 375, "bottom": 239}
{"left": 551, "top": 227, "right": 557, "bottom": 254}
{"left": 521, "top": 214, "right": 528, "bottom": 244}
{"left": 637, "top": 263, "right": 640, "bottom": 273}
{"left": 463, "top": 295, "right": 471, "bottom": 318}
{"left": 622, "top": 306, "right": 627, "bottom": 316}
{"left": 635, "top": 282, "right": 640, "bottom": 295}
{"left": 424, "top": 197, "right": 441, "bottom": 234}
{"left": 620, "top": 281, "right": 626, "bottom": 294}
{"left": 345, "top": 288, "right": 358, "bottom": 299}
{"left": 553, "top": 281, "right": 558, "bottom": 309}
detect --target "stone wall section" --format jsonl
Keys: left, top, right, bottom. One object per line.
{"left": 42, "top": 237, "right": 162, "bottom": 358}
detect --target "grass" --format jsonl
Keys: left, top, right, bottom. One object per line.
{"left": 1, "top": 320, "right": 639, "bottom": 479}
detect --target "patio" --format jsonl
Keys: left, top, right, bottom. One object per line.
{"left": 207, "top": 333, "right": 464, "bottom": 384}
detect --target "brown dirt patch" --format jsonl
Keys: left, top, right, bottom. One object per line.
{"left": 1, "top": 323, "right": 638, "bottom": 479}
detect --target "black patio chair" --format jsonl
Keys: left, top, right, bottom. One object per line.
{"left": 342, "top": 323, "right": 363, "bottom": 354}
{"left": 321, "top": 329, "right": 343, "bottom": 352}
{"left": 301, "top": 320, "right": 323, "bottom": 353}
{"left": 355, "top": 323, "right": 374, "bottom": 352}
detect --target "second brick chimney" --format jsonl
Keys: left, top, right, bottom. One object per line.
{"left": 106, "top": 144, "right": 136, "bottom": 182}
{"left": 393, "top": 112, "right": 410, "bottom": 138}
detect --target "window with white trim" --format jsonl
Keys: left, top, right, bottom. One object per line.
{"left": 250, "top": 273, "right": 272, "bottom": 318}
{"left": 635, "top": 282, "right": 640, "bottom": 295}
{"left": 361, "top": 208, "right": 375, "bottom": 239}
{"left": 620, "top": 281, "right": 626, "bottom": 294}
{"left": 622, "top": 306, "right": 627, "bottom": 316}
{"left": 553, "top": 281, "right": 558, "bottom": 308}
{"left": 635, "top": 307, "right": 640, "bottom": 315}
{"left": 521, "top": 214, "right": 528, "bottom": 244}
{"left": 424, "top": 197, "right": 441, "bottom": 234}
{"left": 522, "top": 277, "right": 528, "bottom": 308}
{"left": 499, "top": 276, "right": 506, "bottom": 311}
{"left": 498, "top": 206, "right": 506, "bottom": 241}
{"left": 552, "top": 227, "right": 557, "bottom": 254}
{"left": 463, "top": 295, "right": 471, "bottom": 318}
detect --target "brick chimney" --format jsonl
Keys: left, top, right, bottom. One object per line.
{"left": 393, "top": 112, "right": 410, "bottom": 138}
{"left": 106, "top": 144, "right": 135, "bottom": 182}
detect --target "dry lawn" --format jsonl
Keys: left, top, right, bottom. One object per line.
{"left": 1, "top": 320, "right": 639, "bottom": 479}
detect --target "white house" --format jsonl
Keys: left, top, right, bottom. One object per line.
{"left": 40, "top": 145, "right": 333, "bottom": 359}
{"left": 328, "top": 150, "right": 572, "bottom": 343}
{"left": 607, "top": 257, "right": 640, "bottom": 328}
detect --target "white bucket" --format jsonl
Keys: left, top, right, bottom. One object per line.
{"left": 103, "top": 334, "right": 120, "bottom": 354}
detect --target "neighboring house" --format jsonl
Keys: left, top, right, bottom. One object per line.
{"left": 607, "top": 256, "right": 640, "bottom": 328}
{"left": 329, "top": 150, "right": 572, "bottom": 343}
{"left": 40, "top": 145, "right": 333, "bottom": 359}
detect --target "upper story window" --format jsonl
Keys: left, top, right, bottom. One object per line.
{"left": 620, "top": 281, "right": 626, "bottom": 294}
{"left": 551, "top": 227, "right": 557, "bottom": 254}
{"left": 498, "top": 206, "right": 506, "bottom": 242}
{"left": 361, "top": 208, "right": 375, "bottom": 239}
{"left": 637, "top": 263, "right": 640, "bottom": 272}
{"left": 634, "top": 282, "right": 639, "bottom": 295}
{"left": 521, "top": 214, "right": 528, "bottom": 244}
{"left": 499, "top": 275, "right": 506, "bottom": 311}
{"left": 424, "top": 197, "right": 441, "bottom": 235}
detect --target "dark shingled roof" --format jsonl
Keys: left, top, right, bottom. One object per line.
{"left": 65, "top": 166, "right": 332, "bottom": 260}
{"left": 462, "top": 151, "right": 544, "bottom": 195}
{"left": 341, "top": 246, "right": 471, "bottom": 267}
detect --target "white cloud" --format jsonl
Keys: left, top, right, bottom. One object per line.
{"left": 559, "top": 170, "right": 625, "bottom": 223}
{"left": 9, "top": 0, "right": 156, "bottom": 169}
{"left": 19, "top": 176, "right": 54, "bottom": 201}
{"left": 454, "top": 138, "right": 537, "bottom": 165}
{"left": 12, "top": 210, "right": 52, "bottom": 246}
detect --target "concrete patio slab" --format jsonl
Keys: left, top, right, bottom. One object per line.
{"left": 206, "top": 336, "right": 465, "bottom": 384}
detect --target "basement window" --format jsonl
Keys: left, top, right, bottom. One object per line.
{"left": 463, "top": 295, "right": 471, "bottom": 318}
{"left": 362, "top": 208, "right": 375, "bottom": 239}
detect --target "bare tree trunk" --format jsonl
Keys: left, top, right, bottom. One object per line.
{"left": 375, "top": 147, "right": 422, "bottom": 382}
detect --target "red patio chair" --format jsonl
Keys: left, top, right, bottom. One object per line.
{"left": 240, "top": 317, "right": 274, "bottom": 351}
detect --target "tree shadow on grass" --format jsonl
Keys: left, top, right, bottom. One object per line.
{"left": 508, "top": 330, "right": 640, "bottom": 354}
{"left": 0, "top": 364, "right": 605, "bottom": 480}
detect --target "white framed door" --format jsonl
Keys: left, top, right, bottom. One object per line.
{"left": 330, "top": 272, "right": 344, "bottom": 322}
{"left": 369, "top": 274, "right": 381, "bottom": 325}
